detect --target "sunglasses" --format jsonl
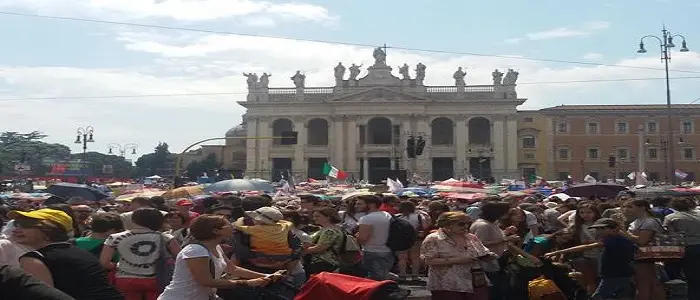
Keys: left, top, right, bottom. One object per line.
{"left": 14, "top": 218, "right": 41, "bottom": 229}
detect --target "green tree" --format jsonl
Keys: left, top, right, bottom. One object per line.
{"left": 0, "top": 131, "right": 71, "bottom": 175}
{"left": 185, "top": 153, "right": 221, "bottom": 180}
{"left": 72, "top": 152, "right": 134, "bottom": 178}
{"left": 135, "top": 142, "right": 175, "bottom": 177}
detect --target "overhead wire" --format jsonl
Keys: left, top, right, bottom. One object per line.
{"left": 2, "top": 11, "right": 700, "bottom": 74}
{"left": 1, "top": 76, "right": 699, "bottom": 102}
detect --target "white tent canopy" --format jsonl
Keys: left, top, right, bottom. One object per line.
{"left": 146, "top": 175, "right": 163, "bottom": 180}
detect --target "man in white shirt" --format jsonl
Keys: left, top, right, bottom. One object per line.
{"left": 355, "top": 195, "right": 394, "bottom": 280}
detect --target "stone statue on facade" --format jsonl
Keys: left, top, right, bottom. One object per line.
{"left": 259, "top": 73, "right": 271, "bottom": 88}
{"left": 334, "top": 62, "right": 345, "bottom": 84}
{"left": 492, "top": 69, "right": 504, "bottom": 85}
{"left": 453, "top": 67, "right": 467, "bottom": 86}
{"left": 415, "top": 62, "right": 426, "bottom": 82}
{"left": 398, "top": 63, "right": 410, "bottom": 80}
{"left": 243, "top": 72, "right": 258, "bottom": 88}
{"left": 373, "top": 47, "right": 387, "bottom": 66}
{"left": 349, "top": 63, "right": 362, "bottom": 80}
{"left": 291, "top": 70, "right": 306, "bottom": 88}
{"left": 503, "top": 68, "right": 519, "bottom": 85}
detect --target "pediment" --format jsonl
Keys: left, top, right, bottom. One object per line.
{"left": 325, "top": 87, "right": 431, "bottom": 103}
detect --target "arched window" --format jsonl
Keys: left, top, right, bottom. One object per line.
{"left": 272, "top": 118, "right": 294, "bottom": 145}
{"left": 367, "top": 117, "right": 392, "bottom": 145}
{"left": 431, "top": 117, "right": 454, "bottom": 145}
{"left": 468, "top": 117, "right": 490, "bottom": 145}
{"left": 307, "top": 118, "right": 329, "bottom": 146}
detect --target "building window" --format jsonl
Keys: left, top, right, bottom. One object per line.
{"left": 524, "top": 117, "right": 533, "bottom": 123}
{"left": 617, "top": 148, "right": 629, "bottom": 160}
{"left": 647, "top": 122, "right": 657, "bottom": 133}
{"left": 587, "top": 148, "right": 599, "bottom": 159}
{"left": 587, "top": 122, "right": 599, "bottom": 134}
{"left": 557, "top": 122, "right": 568, "bottom": 133}
{"left": 557, "top": 172, "right": 570, "bottom": 181}
{"left": 522, "top": 136, "right": 536, "bottom": 148}
{"left": 648, "top": 148, "right": 658, "bottom": 159}
{"left": 683, "top": 148, "right": 694, "bottom": 160}
{"left": 616, "top": 122, "right": 628, "bottom": 133}
{"left": 682, "top": 120, "right": 693, "bottom": 134}
{"left": 525, "top": 153, "right": 535, "bottom": 160}
{"left": 558, "top": 148, "right": 570, "bottom": 160}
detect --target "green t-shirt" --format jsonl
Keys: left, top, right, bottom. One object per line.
{"left": 74, "top": 237, "right": 120, "bottom": 261}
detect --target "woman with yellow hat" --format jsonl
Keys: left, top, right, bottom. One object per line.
{"left": 10, "top": 208, "right": 124, "bottom": 300}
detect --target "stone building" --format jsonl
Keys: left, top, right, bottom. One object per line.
{"left": 542, "top": 104, "right": 700, "bottom": 183}
{"left": 237, "top": 48, "right": 526, "bottom": 183}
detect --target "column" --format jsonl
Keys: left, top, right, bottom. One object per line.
{"left": 258, "top": 119, "right": 270, "bottom": 179}
{"left": 333, "top": 117, "right": 344, "bottom": 168}
{"left": 505, "top": 116, "right": 519, "bottom": 179}
{"left": 416, "top": 115, "right": 431, "bottom": 177}
{"left": 401, "top": 117, "right": 411, "bottom": 170}
{"left": 363, "top": 157, "right": 369, "bottom": 181}
{"left": 245, "top": 118, "right": 259, "bottom": 177}
{"left": 491, "top": 117, "right": 506, "bottom": 180}
{"left": 293, "top": 118, "right": 306, "bottom": 179}
{"left": 345, "top": 117, "right": 358, "bottom": 176}
{"left": 455, "top": 116, "right": 468, "bottom": 178}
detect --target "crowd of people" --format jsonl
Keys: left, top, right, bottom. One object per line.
{"left": 0, "top": 189, "right": 698, "bottom": 300}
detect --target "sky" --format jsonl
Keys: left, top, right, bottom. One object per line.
{"left": 1, "top": 0, "right": 700, "bottom": 156}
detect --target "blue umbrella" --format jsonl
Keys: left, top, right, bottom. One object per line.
{"left": 396, "top": 187, "right": 435, "bottom": 197}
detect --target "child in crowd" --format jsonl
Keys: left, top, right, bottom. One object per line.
{"left": 544, "top": 218, "right": 637, "bottom": 300}
{"left": 233, "top": 206, "right": 297, "bottom": 271}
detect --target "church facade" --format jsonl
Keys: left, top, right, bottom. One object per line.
{"left": 238, "top": 48, "right": 526, "bottom": 183}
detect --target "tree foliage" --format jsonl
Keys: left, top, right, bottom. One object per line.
{"left": 134, "top": 142, "right": 176, "bottom": 177}
{"left": 72, "top": 152, "right": 134, "bottom": 178}
{"left": 185, "top": 153, "right": 221, "bottom": 180}
{"left": 0, "top": 131, "right": 72, "bottom": 175}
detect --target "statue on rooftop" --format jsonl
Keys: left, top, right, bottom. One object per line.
{"left": 349, "top": 63, "right": 363, "bottom": 80}
{"left": 259, "top": 73, "right": 271, "bottom": 88}
{"left": 503, "top": 69, "right": 519, "bottom": 85}
{"left": 243, "top": 72, "right": 258, "bottom": 88}
{"left": 373, "top": 47, "right": 387, "bottom": 66}
{"left": 291, "top": 70, "right": 306, "bottom": 88}
{"left": 415, "top": 63, "right": 426, "bottom": 82}
{"left": 453, "top": 67, "right": 467, "bottom": 86}
{"left": 492, "top": 69, "right": 504, "bottom": 85}
{"left": 334, "top": 62, "right": 345, "bottom": 84}
{"left": 398, "top": 63, "right": 410, "bottom": 80}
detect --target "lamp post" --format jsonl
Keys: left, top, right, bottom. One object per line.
{"left": 637, "top": 26, "right": 690, "bottom": 184}
{"left": 108, "top": 143, "right": 138, "bottom": 157}
{"left": 74, "top": 126, "right": 95, "bottom": 183}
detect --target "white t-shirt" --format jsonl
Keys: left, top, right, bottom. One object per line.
{"left": 158, "top": 244, "right": 227, "bottom": 300}
{"left": 0, "top": 239, "right": 29, "bottom": 267}
{"left": 523, "top": 209, "right": 538, "bottom": 227}
{"left": 358, "top": 211, "right": 392, "bottom": 253}
{"left": 104, "top": 229, "right": 174, "bottom": 278}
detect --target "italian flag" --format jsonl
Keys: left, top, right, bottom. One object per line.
{"left": 322, "top": 162, "right": 348, "bottom": 180}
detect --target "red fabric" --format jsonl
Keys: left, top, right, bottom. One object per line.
{"left": 379, "top": 203, "right": 398, "bottom": 215}
{"left": 294, "top": 272, "right": 392, "bottom": 300}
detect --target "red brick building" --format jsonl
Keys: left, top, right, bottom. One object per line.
{"left": 541, "top": 104, "right": 700, "bottom": 183}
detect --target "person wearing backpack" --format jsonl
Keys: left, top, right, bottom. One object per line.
{"left": 355, "top": 194, "right": 394, "bottom": 281}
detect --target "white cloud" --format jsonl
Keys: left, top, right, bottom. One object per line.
{"left": 506, "top": 21, "right": 611, "bottom": 44}
{"left": 0, "top": 0, "right": 336, "bottom": 25}
{"left": 583, "top": 52, "right": 604, "bottom": 60}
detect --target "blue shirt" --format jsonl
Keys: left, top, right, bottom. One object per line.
{"left": 600, "top": 234, "right": 637, "bottom": 278}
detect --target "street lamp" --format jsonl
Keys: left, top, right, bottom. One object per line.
{"left": 108, "top": 143, "right": 138, "bottom": 157}
{"left": 74, "top": 126, "right": 95, "bottom": 183}
{"left": 637, "top": 26, "right": 690, "bottom": 184}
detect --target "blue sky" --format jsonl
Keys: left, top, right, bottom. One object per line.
{"left": 1, "top": 0, "right": 699, "bottom": 155}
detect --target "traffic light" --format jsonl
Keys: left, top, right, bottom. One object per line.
{"left": 415, "top": 136, "right": 426, "bottom": 156}
{"left": 280, "top": 131, "right": 298, "bottom": 145}
{"left": 608, "top": 156, "right": 616, "bottom": 168}
{"left": 406, "top": 136, "right": 416, "bottom": 158}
